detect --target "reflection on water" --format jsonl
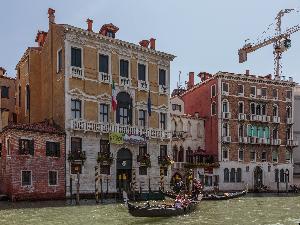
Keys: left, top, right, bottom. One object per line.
{"left": 1, "top": 194, "right": 300, "bottom": 225}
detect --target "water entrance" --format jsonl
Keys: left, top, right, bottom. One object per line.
{"left": 116, "top": 148, "right": 132, "bottom": 191}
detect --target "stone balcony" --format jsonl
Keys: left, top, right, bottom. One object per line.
{"left": 70, "top": 66, "right": 84, "bottom": 79}
{"left": 70, "top": 119, "right": 171, "bottom": 139}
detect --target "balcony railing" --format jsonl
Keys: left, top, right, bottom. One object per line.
{"left": 97, "top": 152, "right": 113, "bottom": 165}
{"left": 248, "top": 136, "right": 257, "bottom": 144}
{"left": 250, "top": 114, "right": 257, "bottom": 121}
{"left": 68, "top": 150, "right": 86, "bottom": 162}
{"left": 222, "top": 136, "right": 231, "bottom": 143}
{"left": 158, "top": 155, "right": 173, "bottom": 167}
{"left": 138, "top": 80, "right": 149, "bottom": 91}
{"left": 239, "top": 136, "right": 248, "bottom": 144}
{"left": 137, "top": 154, "right": 151, "bottom": 167}
{"left": 222, "top": 112, "right": 231, "bottom": 119}
{"left": 273, "top": 116, "right": 280, "bottom": 123}
{"left": 287, "top": 118, "right": 293, "bottom": 125}
{"left": 71, "top": 119, "right": 171, "bottom": 139}
{"left": 70, "top": 66, "right": 84, "bottom": 79}
{"left": 172, "top": 131, "right": 188, "bottom": 139}
{"left": 287, "top": 139, "right": 299, "bottom": 147}
{"left": 261, "top": 115, "right": 271, "bottom": 123}
{"left": 99, "top": 72, "right": 111, "bottom": 84}
{"left": 120, "top": 77, "right": 131, "bottom": 87}
{"left": 159, "top": 85, "right": 168, "bottom": 94}
{"left": 172, "top": 162, "right": 185, "bottom": 169}
{"left": 271, "top": 139, "right": 281, "bottom": 145}
{"left": 238, "top": 113, "right": 247, "bottom": 121}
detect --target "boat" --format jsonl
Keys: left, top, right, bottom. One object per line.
{"left": 123, "top": 191, "right": 201, "bottom": 217}
{"left": 162, "top": 190, "right": 247, "bottom": 201}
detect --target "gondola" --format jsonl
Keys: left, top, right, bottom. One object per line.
{"left": 123, "top": 191, "right": 201, "bottom": 217}
{"left": 162, "top": 190, "right": 247, "bottom": 201}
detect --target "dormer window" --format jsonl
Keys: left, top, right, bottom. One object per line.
{"left": 107, "top": 30, "right": 115, "bottom": 38}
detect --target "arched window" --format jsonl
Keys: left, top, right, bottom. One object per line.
{"left": 186, "top": 147, "right": 193, "bottom": 163}
{"left": 238, "top": 102, "right": 244, "bottom": 114}
{"left": 197, "top": 123, "right": 202, "bottom": 138}
{"left": 177, "top": 120, "right": 183, "bottom": 132}
{"left": 222, "top": 100, "right": 229, "bottom": 113}
{"left": 285, "top": 169, "right": 290, "bottom": 183}
{"left": 256, "top": 104, "right": 261, "bottom": 116}
{"left": 116, "top": 92, "right": 132, "bottom": 125}
{"left": 273, "top": 105, "right": 278, "bottom": 117}
{"left": 172, "top": 145, "right": 178, "bottom": 162}
{"left": 274, "top": 169, "right": 279, "bottom": 182}
{"left": 250, "top": 103, "right": 256, "bottom": 115}
{"left": 211, "top": 102, "right": 216, "bottom": 115}
{"left": 280, "top": 169, "right": 285, "bottom": 183}
{"left": 224, "top": 168, "right": 229, "bottom": 183}
{"left": 171, "top": 119, "right": 176, "bottom": 132}
{"left": 26, "top": 85, "right": 30, "bottom": 111}
{"left": 239, "top": 124, "right": 244, "bottom": 137}
{"left": 286, "top": 128, "right": 292, "bottom": 140}
{"left": 236, "top": 168, "right": 242, "bottom": 182}
{"left": 230, "top": 168, "right": 236, "bottom": 183}
{"left": 222, "top": 122, "right": 229, "bottom": 137}
{"left": 273, "top": 129, "right": 278, "bottom": 140}
{"left": 287, "top": 106, "right": 292, "bottom": 119}
{"left": 262, "top": 104, "right": 266, "bottom": 116}
{"left": 257, "top": 127, "right": 263, "bottom": 138}
{"left": 247, "top": 125, "right": 252, "bottom": 137}
{"left": 178, "top": 146, "right": 184, "bottom": 162}
{"left": 187, "top": 121, "right": 192, "bottom": 136}
{"left": 264, "top": 127, "right": 270, "bottom": 139}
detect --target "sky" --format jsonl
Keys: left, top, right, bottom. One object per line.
{"left": 1, "top": 0, "right": 300, "bottom": 90}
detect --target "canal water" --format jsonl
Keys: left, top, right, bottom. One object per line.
{"left": 0, "top": 194, "right": 300, "bottom": 225}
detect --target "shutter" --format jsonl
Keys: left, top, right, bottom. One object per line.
{"left": 57, "top": 142, "right": 60, "bottom": 157}
{"left": 46, "top": 142, "right": 50, "bottom": 156}
{"left": 77, "top": 49, "right": 82, "bottom": 68}
{"left": 253, "top": 126, "right": 257, "bottom": 137}
{"left": 71, "top": 48, "right": 76, "bottom": 67}
{"left": 29, "top": 140, "right": 34, "bottom": 156}
{"left": 265, "top": 127, "right": 270, "bottom": 138}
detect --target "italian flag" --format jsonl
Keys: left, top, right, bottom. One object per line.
{"left": 112, "top": 80, "right": 117, "bottom": 111}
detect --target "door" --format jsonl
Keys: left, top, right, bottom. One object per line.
{"left": 116, "top": 148, "right": 132, "bottom": 191}
{"left": 254, "top": 166, "right": 263, "bottom": 190}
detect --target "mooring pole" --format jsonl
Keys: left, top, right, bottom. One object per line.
{"left": 76, "top": 172, "right": 80, "bottom": 205}
{"left": 70, "top": 176, "right": 73, "bottom": 203}
{"left": 95, "top": 165, "right": 99, "bottom": 204}
{"left": 100, "top": 175, "right": 103, "bottom": 203}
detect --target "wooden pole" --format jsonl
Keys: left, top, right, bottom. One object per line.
{"left": 70, "top": 176, "right": 73, "bottom": 203}
{"left": 76, "top": 172, "right": 80, "bottom": 205}
{"left": 95, "top": 166, "right": 99, "bottom": 204}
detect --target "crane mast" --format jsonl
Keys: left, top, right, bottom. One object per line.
{"left": 238, "top": 9, "right": 299, "bottom": 78}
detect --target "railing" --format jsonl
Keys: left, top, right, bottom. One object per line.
{"left": 287, "top": 139, "right": 299, "bottom": 147}
{"left": 138, "top": 80, "right": 149, "bottom": 91}
{"left": 262, "top": 138, "right": 270, "bottom": 145}
{"left": 71, "top": 119, "right": 171, "bottom": 139}
{"left": 238, "top": 113, "right": 247, "bottom": 121}
{"left": 172, "top": 131, "right": 188, "bottom": 139}
{"left": 222, "top": 91, "right": 229, "bottom": 96}
{"left": 99, "top": 72, "right": 111, "bottom": 84}
{"left": 271, "top": 139, "right": 281, "bottom": 145}
{"left": 97, "top": 152, "right": 113, "bottom": 165}
{"left": 70, "top": 66, "right": 84, "bottom": 78}
{"left": 248, "top": 136, "right": 257, "bottom": 144}
{"left": 137, "top": 154, "right": 151, "bottom": 167}
{"left": 68, "top": 150, "right": 86, "bottom": 162}
{"left": 159, "top": 84, "right": 168, "bottom": 94}
{"left": 287, "top": 118, "right": 293, "bottom": 124}
{"left": 250, "top": 114, "right": 257, "bottom": 121}
{"left": 172, "top": 162, "right": 185, "bottom": 169}
{"left": 222, "top": 136, "right": 231, "bottom": 143}
{"left": 273, "top": 116, "right": 280, "bottom": 123}
{"left": 261, "top": 115, "right": 271, "bottom": 122}
{"left": 120, "top": 77, "right": 131, "bottom": 87}
{"left": 222, "top": 112, "right": 231, "bottom": 119}
{"left": 158, "top": 155, "right": 173, "bottom": 167}
{"left": 239, "top": 136, "right": 248, "bottom": 144}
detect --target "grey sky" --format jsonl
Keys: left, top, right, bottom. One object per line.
{"left": 1, "top": 0, "right": 300, "bottom": 90}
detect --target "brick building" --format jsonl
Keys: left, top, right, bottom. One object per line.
{"left": 0, "top": 67, "right": 16, "bottom": 131}
{"left": 0, "top": 121, "right": 65, "bottom": 201}
{"left": 15, "top": 8, "right": 175, "bottom": 195}
{"left": 181, "top": 71, "right": 297, "bottom": 191}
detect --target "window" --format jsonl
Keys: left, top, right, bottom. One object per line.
{"left": 49, "top": 171, "right": 58, "bottom": 186}
{"left": 286, "top": 128, "right": 292, "bottom": 140}
{"left": 26, "top": 85, "right": 30, "bottom": 111}
{"left": 238, "top": 84, "right": 244, "bottom": 95}
{"left": 250, "top": 86, "right": 256, "bottom": 97}
{"left": 256, "top": 104, "right": 261, "bottom": 115}
{"left": 99, "top": 54, "right": 109, "bottom": 74}
{"left": 139, "top": 145, "right": 147, "bottom": 156}
{"left": 273, "top": 105, "right": 278, "bottom": 117}
{"left": 19, "top": 139, "right": 34, "bottom": 155}
{"left": 224, "top": 168, "right": 229, "bottom": 182}
{"left": 238, "top": 149, "right": 244, "bottom": 161}
{"left": 222, "top": 100, "right": 229, "bottom": 112}
{"left": 211, "top": 102, "right": 216, "bottom": 115}
{"left": 211, "top": 85, "right": 216, "bottom": 97}
{"left": 236, "top": 168, "right": 242, "bottom": 182}
{"left": 120, "top": 59, "right": 129, "bottom": 78}
{"left": 286, "top": 90, "right": 292, "bottom": 100}
{"left": 222, "top": 83, "right": 229, "bottom": 93}
{"left": 160, "top": 113, "right": 167, "bottom": 130}
{"left": 138, "top": 63, "right": 146, "bottom": 81}
{"left": 71, "top": 163, "right": 82, "bottom": 174}
{"left": 18, "top": 86, "right": 21, "bottom": 107}
{"left": 172, "top": 104, "right": 181, "bottom": 112}
{"left": 100, "top": 104, "right": 109, "bottom": 123}
{"left": 138, "top": 109, "right": 146, "bottom": 127}
{"left": 250, "top": 150, "right": 256, "bottom": 162}
{"left": 238, "top": 102, "right": 244, "bottom": 114}
{"left": 71, "top": 99, "right": 82, "bottom": 119}
{"left": 239, "top": 125, "right": 245, "bottom": 137}
{"left": 71, "top": 137, "right": 82, "bottom": 155}
{"left": 286, "top": 150, "right": 291, "bottom": 161}
{"left": 100, "top": 139, "right": 110, "bottom": 154}
{"left": 261, "top": 88, "right": 267, "bottom": 97}
{"left": 159, "top": 69, "right": 166, "bottom": 86}
{"left": 71, "top": 47, "right": 82, "bottom": 68}
{"left": 262, "top": 104, "right": 266, "bottom": 116}
{"left": 100, "top": 165, "right": 110, "bottom": 175}
{"left": 222, "top": 122, "right": 229, "bottom": 137}
{"left": 119, "top": 107, "right": 129, "bottom": 125}
{"left": 1, "top": 86, "right": 9, "bottom": 98}
{"left": 230, "top": 168, "right": 236, "bottom": 183}
{"left": 57, "top": 49, "right": 62, "bottom": 72}
{"left": 106, "top": 30, "right": 115, "bottom": 38}
{"left": 222, "top": 148, "right": 228, "bottom": 161}
{"left": 116, "top": 92, "right": 132, "bottom": 125}
{"left": 280, "top": 169, "right": 285, "bottom": 183}
{"left": 204, "top": 176, "right": 212, "bottom": 186}
{"left": 139, "top": 166, "right": 147, "bottom": 175}
{"left": 273, "top": 89, "right": 278, "bottom": 99}
{"left": 22, "top": 171, "right": 32, "bottom": 186}
{"left": 273, "top": 129, "right": 278, "bottom": 140}
{"left": 261, "top": 151, "right": 267, "bottom": 162}
{"left": 272, "top": 150, "right": 278, "bottom": 162}
{"left": 46, "top": 141, "right": 60, "bottom": 157}
{"left": 250, "top": 102, "right": 256, "bottom": 115}
{"left": 275, "top": 169, "right": 279, "bottom": 182}
{"left": 6, "top": 138, "right": 10, "bottom": 156}
{"left": 160, "top": 145, "right": 167, "bottom": 157}
{"left": 0, "top": 143, "right": 2, "bottom": 157}
{"left": 287, "top": 107, "right": 292, "bottom": 119}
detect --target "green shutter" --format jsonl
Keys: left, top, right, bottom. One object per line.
{"left": 29, "top": 140, "right": 34, "bottom": 156}
{"left": 264, "top": 127, "right": 270, "bottom": 138}
{"left": 253, "top": 126, "right": 257, "bottom": 137}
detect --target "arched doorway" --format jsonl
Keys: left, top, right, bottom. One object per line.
{"left": 254, "top": 166, "right": 263, "bottom": 190}
{"left": 116, "top": 148, "right": 132, "bottom": 191}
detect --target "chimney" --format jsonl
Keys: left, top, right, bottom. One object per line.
{"left": 245, "top": 69, "right": 250, "bottom": 76}
{"left": 139, "top": 40, "right": 150, "bottom": 48}
{"left": 194, "top": 112, "right": 199, "bottom": 118}
{"left": 0, "top": 67, "right": 6, "bottom": 76}
{"left": 35, "top": 31, "right": 48, "bottom": 47}
{"left": 149, "top": 38, "right": 156, "bottom": 50}
{"left": 48, "top": 8, "right": 55, "bottom": 24}
{"left": 86, "top": 19, "right": 93, "bottom": 32}
{"left": 187, "top": 72, "right": 194, "bottom": 89}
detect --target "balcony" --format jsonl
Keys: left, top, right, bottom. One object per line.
{"left": 158, "top": 155, "right": 173, "bottom": 167}
{"left": 97, "top": 152, "right": 113, "bottom": 165}
{"left": 98, "top": 72, "right": 111, "bottom": 84}
{"left": 287, "top": 118, "right": 293, "bottom": 125}
{"left": 239, "top": 136, "right": 248, "bottom": 144}
{"left": 222, "top": 136, "right": 231, "bottom": 143}
{"left": 222, "top": 112, "right": 231, "bottom": 119}
{"left": 262, "top": 138, "right": 270, "bottom": 145}
{"left": 261, "top": 115, "right": 271, "bottom": 123}
{"left": 238, "top": 113, "right": 247, "bottom": 121}
{"left": 68, "top": 150, "right": 86, "bottom": 162}
{"left": 159, "top": 84, "right": 168, "bottom": 95}
{"left": 138, "top": 80, "right": 149, "bottom": 91}
{"left": 71, "top": 119, "right": 171, "bottom": 139}
{"left": 70, "top": 66, "right": 84, "bottom": 79}
{"left": 119, "top": 77, "right": 131, "bottom": 87}
{"left": 256, "top": 115, "right": 262, "bottom": 121}
{"left": 257, "top": 138, "right": 263, "bottom": 144}
{"left": 222, "top": 91, "right": 229, "bottom": 96}
{"left": 287, "top": 139, "right": 299, "bottom": 147}
{"left": 248, "top": 136, "right": 257, "bottom": 144}
{"left": 172, "top": 131, "right": 188, "bottom": 139}
{"left": 250, "top": 114, "right": 257, "bottom": 121}
{"left": 271, "top": 139, "right": 281, "bottom": 145}
{"left": 137, "top": 154, "right": 151, "bottom": 167}
{"left": 172, "top": 162, "right": 185, "bottom": 170}
{"left": 273, "top": 116, "right": 280, "bottom": 123}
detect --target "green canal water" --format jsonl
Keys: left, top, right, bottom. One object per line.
{"left": 0, "top": 194, "right": 300, "bottom": 225}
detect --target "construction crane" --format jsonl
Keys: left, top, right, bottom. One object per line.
{"left": 238, "top": 9, "right": 300, "bottom": 79}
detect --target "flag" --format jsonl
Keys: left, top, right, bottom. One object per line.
{"left": 147, "top": 90, "right": 151, "bottom": 116}
{"left": 112, "top": 80, "right": 117, "bottom": 111}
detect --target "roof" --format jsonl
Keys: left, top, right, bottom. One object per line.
{"left": 3, "top": 120, "right": 65, "bottom": 135}
{"left": 15, "top": 47, "right": 42, "bottom": 69}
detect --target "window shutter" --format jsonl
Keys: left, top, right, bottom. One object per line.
{"left": 29, "top": 140, "right": 34, "bottom": 156}
{"left": 57, "top": 142, "right": 61, "bottom": 157}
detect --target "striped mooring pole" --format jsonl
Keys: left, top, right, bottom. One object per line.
{"left": 160, "top": 167, "right": 164, "bottom": 191}
{"left": 131, "top": 168, "right": 137, "bottom": 200}
{"left": 95, "top": 165, "right": 99, "bottom": 203}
